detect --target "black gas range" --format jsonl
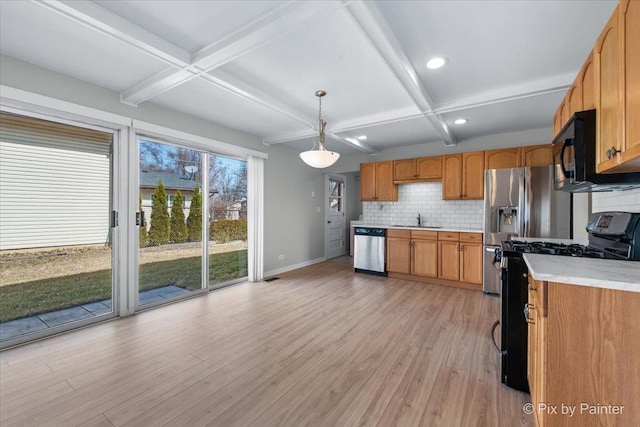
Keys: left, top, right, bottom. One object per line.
{"left": 493, "top": 211, "right": 640, "bottom": 393}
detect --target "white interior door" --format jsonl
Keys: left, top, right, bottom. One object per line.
{"left": 326, "top": 174, "right": 346, "bottom": 259}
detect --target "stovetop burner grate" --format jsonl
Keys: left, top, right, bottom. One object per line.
{"left": 507, "top": 241, "right": 607, "bottom": 258}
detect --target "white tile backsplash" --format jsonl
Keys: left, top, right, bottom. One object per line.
{"left": 592, "top": 188, "right": 640, "bottom": 213}
{"left": 362, "top": 182, "right": 483, "bottom": 229}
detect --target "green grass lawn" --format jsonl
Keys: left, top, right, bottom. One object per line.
{"left": 0, "top": 250, "right": 247, "bottom": 323}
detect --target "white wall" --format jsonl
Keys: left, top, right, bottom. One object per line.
{"left": 362, "top": 182, "right": 483, "bottom": 230}
{"left": 0, "top": 55, "right": 327, "bottom": 272}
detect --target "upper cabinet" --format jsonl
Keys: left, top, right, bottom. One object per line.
{"left": 620, "top": 0, "right": 640, "bottom": 171}
{"left": 442, "top": 154, "right": 462, "bottom": 200}
{"left": 580, "top": 53, "right": 596, "bottom": 110}
{"left": 485, "top": 148, "right": 521, "bottom": 170}
{"left": 551, "top": 0, "right": 640, "bottom": 174}
{"left": 595, "top": 6, "right": 624, "bottom": 173}
{"left": 566, "top": 84, "right": 582, "bottom": 118}
{"left": 521, "top": 144, "right": 553, "bottom": 167}
{"left": 463, "top": 152, "right": 485, "bottom": 199}
{"left": 443, "top": 152, "right": 484, "bottom": 200}
{"left": 360, "top": 161, "right": 398, "bottom": 201}
{"left": 393, "top": 156, "right": 442, "bottom": 183}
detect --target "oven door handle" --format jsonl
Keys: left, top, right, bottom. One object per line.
{"left": 490, "top": 319, "right": 501, "bottom": 354}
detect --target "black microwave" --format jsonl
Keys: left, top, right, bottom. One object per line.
{"left": 552, "top": 109, "right": 640, "bottom": 192}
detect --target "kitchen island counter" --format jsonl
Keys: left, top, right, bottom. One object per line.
{"left": 523, "top": 253, "right": 640, "bottom": 293}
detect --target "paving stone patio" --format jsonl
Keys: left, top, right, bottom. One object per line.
{"left": 0, "top": 285, "right": 191, "bottom": 342}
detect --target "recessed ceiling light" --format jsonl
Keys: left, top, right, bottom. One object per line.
{"left": 356, "top": 135, "right": 367, "bottom": 140}
{"left": 426, "top": 57, "right": 448, "bottom": 70}
{"left": 453, "top": 118, "right": 468, "bottom": 125}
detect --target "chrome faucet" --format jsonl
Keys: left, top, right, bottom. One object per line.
{"left": 417, "top": 213, "right": 421, "bottom": 226}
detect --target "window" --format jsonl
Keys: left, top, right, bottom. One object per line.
{"left": 167, "top": 194, "right": 186, "bottom": 208}
{"left": 329, "top": 178, "right": 344, "bottom": 212}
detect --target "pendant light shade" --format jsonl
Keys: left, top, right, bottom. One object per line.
{"left": 300, "top": 90, "right": 340, "bottom": 168}
{"left": 299, "top": 147, "right": 340, "bottom": 168}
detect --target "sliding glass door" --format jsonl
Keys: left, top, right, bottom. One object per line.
{"left": 138, "top": 138, "right": 205, "bottom": 307}
{"left": 0, "top": 113, "right": 115, "bottom": 346}
{"left": 208, "top": 154, "right": 248, "bottom": 289}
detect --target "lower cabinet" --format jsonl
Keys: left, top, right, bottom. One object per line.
{"left": 438, "top": 232, "right": 482, "bottom": 286}
{"left": 386, "top": 229, "right": 437, "bottom": 277}
{"left": 386, "top": 230, "right": 411, "bottom": 274}
{"left": 438, "top": 240, "right": 460, "bottom": 281}
{"left": 387, "top": 229, "right": 482, "bottom": 289}
{"left": 411, "top": 231, "right": 438, "bottom": 278}
{"left": 459, "top": 239, "right": 482, "bottom": 285}
{"left": 526, "top": 277, "right": 640, "bottom": 426}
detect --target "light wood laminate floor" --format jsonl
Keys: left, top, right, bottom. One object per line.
{"left": 0, "top": 261, "right": 533, "bottom": 427}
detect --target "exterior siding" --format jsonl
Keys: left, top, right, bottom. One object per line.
{"left": 0, "top": 114, "right": 112, "bottom": 250}
{"left": 139, "top": 188, "right": 193, "bottom": 231}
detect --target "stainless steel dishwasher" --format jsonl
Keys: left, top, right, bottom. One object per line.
{"left": 353, "top": 227, "right": 387, "bottom": 276}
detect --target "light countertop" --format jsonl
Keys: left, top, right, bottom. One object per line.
{"left": 351, "top": 224, "right": 483, "bottom": 234}
{"left": 523, "top": 253, "right": 640, "bottom": 293}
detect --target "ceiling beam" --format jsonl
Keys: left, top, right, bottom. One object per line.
{"left": 342, "top": 0, "right": 457, "bottom": 146}
{"left": 434, "top": 73, "right": 573, "bottom": 114}
{"left": 35, "top": 0, "right": 190, "bottom": 68}
{"left": 263, "top": 78, "right": 568, "bottom": 146}
{"left": 120, "top": 1, "right": 335, "bottom": 106}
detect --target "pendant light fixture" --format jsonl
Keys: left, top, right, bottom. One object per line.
{"left": 299, "top": 90, "right": 340, "bottom": 168}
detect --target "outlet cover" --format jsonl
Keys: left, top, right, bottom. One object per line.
{"left": 278, "top": 254, "right": 285, "bottom": 260}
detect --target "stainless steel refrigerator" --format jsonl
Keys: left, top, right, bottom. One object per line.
{"left": 483, "top": 166, "right": 572, "bottom": 294}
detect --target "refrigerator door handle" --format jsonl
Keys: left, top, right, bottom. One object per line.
{"left": 520, "top": 170, "right": 527, "bottom": 237}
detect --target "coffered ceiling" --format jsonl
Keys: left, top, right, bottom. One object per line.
{"left": 0, "top": 0, "right": 618, "bottom": 155}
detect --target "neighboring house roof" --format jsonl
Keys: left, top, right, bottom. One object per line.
{"left": 226, "top": 200, "right": 247, "bottom": 211}
{"left": 140, "top": 171, "right": 199, "bottom": 191}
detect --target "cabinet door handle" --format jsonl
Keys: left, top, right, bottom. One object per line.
{"left": 606, "top": 146, "right": 621, "bottom": 160}
{"left": 523, "top": 303, "right": 536, "bottom": 324}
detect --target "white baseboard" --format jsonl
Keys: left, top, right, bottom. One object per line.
{"left": 263, "top": 257, "right": 327, "bottom": 278}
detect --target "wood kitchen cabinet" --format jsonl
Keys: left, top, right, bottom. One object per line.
{"left": 442, "top": 154, "right": 462, "bottom": 200}
{"left": 393, "top": 156, "right": 442, "bottom": 183}
{"left": 552, "top": 106, "right": 563, "bottom": 137}
{"left": 595, "top": 4, "right": 623, "bottom": 173}
{"left": 566, "top": 85, "right": 582, "bottom": 119}
{"left": 360, "top": 161, "right": 398, "bottom": 201}
{"left": 462, "top": 151, "right": 484, "bottom": 199}
{"left": 386, "top": 229, "right": 438, "bottom": 278}
{"left": 527, "top": 277, "right": 546, "bottom": 427}
{"left": 437, "top": 240, "right": 460, "bottom": 281}
{"left": 594, "top": 0, "right": 640, "bottom": 173}
{"left": 579, "top": 52, "right": 595, "bottom": 110}
{"left": 485, "top": 148, "right": 521, "bottom": 170}
{"left": 521, "top": 144, "right": 553, "bottom": 167}
{"left": 619, "top": 0, "right": 640, "bottom": 171}
{"left": 459, "top": 233, "right": 482, "bottom": 285}
{"left": 386, "top": 228, "right": 482, "bottom": 290}
{"left": 386, "top": 229, "right": 411, "bottom": 274}
{"left": 442, "top": 151, "right": 484, "bottom": 200}
{"left": 411, "top": 230, "right": 438, "bottom": 278}
{"left": 526, "top": 277, "right": 640, "bottom": 426}
{"left": 437, "top": 232, "right": 482, "bottom": 285}
{"left": 551, "top": 0, "right": 639, "bottom": 173}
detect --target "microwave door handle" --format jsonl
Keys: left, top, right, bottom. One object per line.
{"left": 560, "top": 139, "right": 572, "bottom": 178}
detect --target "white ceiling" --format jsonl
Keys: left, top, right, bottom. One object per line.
{"left": 0, "top": 0, "right": 618, "bottom": 155}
